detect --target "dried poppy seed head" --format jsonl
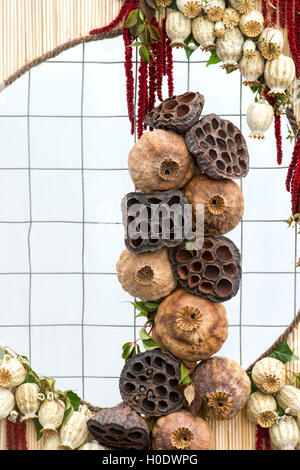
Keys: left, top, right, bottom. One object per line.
{"left": 159, "top": 159, "right": 179, "bottom": 182}
{"left": 170, "top": 427, "right": 194, "bottom": 449}
{"left": 207, "top": 391, "right": 234, "bottom": 419}
{"left": 0, "top": 369, "right": 12, "bottom": 388}
{"left": 207, "top": 195, "right": 225, "bottom": 216}
{"left": 257, "top": 410, "right": 277, "bottom": 428}
{"left": 135, "top": 266, "right": 154, "bottom": 285}
{"left": 262, "top": 374, "right": 282, "bottom": 394}
{"left": 176, "top": 306, "right": 203, "bottom": 331}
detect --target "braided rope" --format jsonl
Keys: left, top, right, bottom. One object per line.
{"left": 286, "top": 107, "right": 300, "bottom": 141}
{"left": 1, "top": 29, "right": 122, "bottom": 90}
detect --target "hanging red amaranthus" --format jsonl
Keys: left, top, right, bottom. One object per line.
{"left": 152, "top": 18, "right": 164, "bottom": 102}
{"left": 6, "top": 419, "right": 15, "bottom": 450}
{"left": 287, "top": 1, "right": 300, "bottom": 77}
{"left": 286, "top": 138, "right": 300, "bottom": 215}
{"left": 256, "top": 425, "right": 272, "bottom": 450}
{"left": 271, "top": 0, "right": 278, "bottom": 25}
{"left": 89, "top": 0, "right": 133, "bottom": 35}
{"left": 279, "top": 0, "right": 286, "bottom": 27}
{"left": 137, "top": 58, "right": 148, "bottom": 139}
{"left": 295, "top": 0, "right": 300, "bottom": 53}
{"left": 263, "top": 89, "right": 283, "bottom": 166}
{"left": 262, "top": 0, "right": 268, "bottom": 20}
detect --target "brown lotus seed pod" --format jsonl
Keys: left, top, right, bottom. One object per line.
{"left": 183, "top": 174, "right": 244, "bottom": 236}
{"left": 87, "top": 402, "right": 150, "bottom": 450}
{"left": 152, "top": 410, "right": 213, "bottom": 450}
{"left": 185, "top": 114, "right": 249, "bottom": 180}
{"left": 144, "top": 92, "right": 205, "bottom": 134}
{"left": 154, "top": 288, "right": 228, "bottom": 362}
{"left": 128, "top": 130, "right": 194, "bottom": 192}
{"left": 116, "top": 247, "right": 177, "bottom": 301}
{"left": 119, "top": 350, "right": 183, "bottom": 417}
{"left": 169, "top": 236, "right": 241, "bottom": 302}
{"left": 192, "top": 356, "right": 251, "bottom": 420}
{"left": 122, "top": 190, "right": 190, "bottom": 253}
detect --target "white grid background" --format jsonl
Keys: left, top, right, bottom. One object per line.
{"left": 0, "top": 36, "right": 298, "bottom": 407}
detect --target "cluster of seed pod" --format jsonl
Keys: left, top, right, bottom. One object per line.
{"left": 246, "top": 357, "right": 300, "bottom": 450}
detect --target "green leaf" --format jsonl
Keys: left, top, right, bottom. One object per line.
{"left": 24, "top": 372, "right": 40, "bottom": 385}
{"left": 179, "top": 363, "right": 191, "bottom": 385}
{"left": 124, "top": 9, "right": 139, "bottom": 29}
{"left": 145, "top": 0, "right": 158, "bottom": 10}
{"left": 139, "top": 9, "right": 145, "bottom": 21}
{"left": 168, "top": 0, "right": 180, "bottom": 11}
{"left": 149, "top": 25, "right": 161, "bottom": 42}
{"left": 226, "top": 68, "right": 236, "bottom": 74}
{"left": 66, "top": 391, "right": 81, "bottom": 412}
{"left": 206, "top": 50, "right": 221, "bottom": 67}
{"left": 146, "top": 417, "right": 157, "bottom": 431}
{"left": 63, "top": 396, "right": 74, "bottom": 423}
{"left": 122, "top": 342, "right": 133, "bottom": 360}
{"left": 142, "top": 339, "right": 160, "bottom": 351}
{"left": 185, "top": 47, "right": 194, "bottom": 60}
{"left": 33, "top": 418, "right": 43, "bottom": 441}
{"left": 140, "top": 328, "right": 152, "bottom": 341}
{"left": 0, "top": 348, "right": 8, "bottom": 361}
{"left": 247, "top": 372, "right": 257, "bottom": 393}
{"left": 276, "top": 405, "right": 285, "bottom": 417}
{"left": 270, "top": 339, "right": 299, "bottom": 364}
{"left": 291, "top": 372, "right": 300, "bottom": 387}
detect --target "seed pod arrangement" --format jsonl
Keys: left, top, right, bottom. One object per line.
{"left": 152, "top": 410, "right": 213, "bottom": 450}
{"left": 216, "top": 27, "right": 244, "bottom": 71}
{"left": 264, "top": 54, "right": 296, "bottom": 98}
{"left": 258, "top": 28, "right": 284, "bottom": 61}
{"left": 166, "top": 10, "right": 192, "bottom": 48}
{"left": 192, "top": 356, "right": 251, "bottom": 420}
{"left": 154, "top": 288, "right": 228, "bottom": 362}
{"left": 128, "top": 130, "right": 194, "bottom": 192}
{"left": 185, "top": 113, "right": 249, "bottom": 180}
{"left": 251, "top": 358, "right": 285, "bottom": 395}
{"left": 38, "top": 397, "right": 65, "bottom": 434}
{"left": 239, "top": 50, "right": 265, "bottom": 86}
{"left": 87, "top": 402, "right": 150, "bottom": 450}
{"left": 59, "top": 410, "right": 89, "bottom": 450}
{"left": 15, "top": 383, "right": 40, "bottom": 422}
{"left": 122, "top": 190, "right": 190, "bottom": 253}
{"left": 222, "top": 8, "right": 240, "bottom": 30}
{"left": 176, "top": 0, "right": 202, "bottom": 19}
{"left": 239, "top": 10, "right": 264, "bottom": 38}
{"left": 119, "top": 350, "right": 183, "bottom": 417}
{"left": 184, "top": 174, "right": 244, "bottom": 236}
{"left": 0, "top": 357, "right": 26, "bottom": 389}
{"left": 269, "top": 416, "right": 300, "bottom": 450}
{"left": 145, "top": 92, "right": 205, "bottom": 134}
{"left": 247, "top": 100, "right": 274, "bottom": 140}
{"left": 246, "top": 391, "right": 277, "bottom": 428}
{"left": 116, "top": 248, "right": 177, "bottom": 301}
{"left": 204, "top": 0, "right": 226, "bottom": 23}
{"left": 192, "top": 16, "right": 215, "bottom": 51}
{"left": 229, "top": 0, "right": 254, "bottom": 15}
{"left": 169, "top": 236, "right": 241, "bottom": 302}
{"left": 276, "top": 385, "right": 300, "bottom": 417}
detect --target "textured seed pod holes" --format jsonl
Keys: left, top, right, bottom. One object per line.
{"left": 122, "top": 190, "right": 190, "bottom": 253}
{"left": 119, "top": 350, "right": 183, "bottom": 417}
{"left": 170, "top": 236, "right": 241, "bottom": 302}
{"left": 145, "top": 92, "right": 205, "bottom": 134}
{"left": 185, "top": 114, "right": 249, "bottom": 180}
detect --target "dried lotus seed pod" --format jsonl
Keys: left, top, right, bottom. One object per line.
{"left": 269, "top": 416, "right": 300, "bottom": 450}
{"left": 119, "top": 350, "right": 183, "bottom": 417}
{"left": 88, "top": 402, "right": 149, "bottom": 450}
{"left": 185, "top": 114, "right": 249, "bottom": 180}
{"left": 152, "top": 410, "right": 213, "bottom": 450}
{"left": 169, "top": 236, "right": 241, "bottom": 302}
{"left": 183, "top": 174, "right": 244, "bottom": 236}
{"left": 128, "top": 130, "right": 194, "bottom": 192}
{"left": 276, "top": 385, "right": 300, "bottom": 417}
{"left": 154, "top": 287, "right": 228, "bottom": 362}
{"left": 251, "top": 358, "right": 285, "bottom": 395}
{"left": 116, "top": 248, "right": 177, "bottom": 301}
{"left": 192, "top": 356, "right": 251, "bottom": 420}
{"left": 122, "top": 190, "right": 190, "bottom": 253}
{"left": 246, "top": 391, "right": 277, "bottom": 428}
{"left": 144, "top": 92, "right": 204, "bottom": 134}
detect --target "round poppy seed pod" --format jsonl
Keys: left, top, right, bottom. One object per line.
{"left": 192, "top": 16, "right": 215, "bottom": 51}
{"left": 154, "top": 287, "right": 228, "bottom": 362}
{"left": 88, "top": 402, "right": 149, "bottom": 450}
{"left": 246, "top": 391, "right": 277, "bottom": 428}
{"left": 229, "top": 0, "right": 254, "bottom": 15}
{"left": 38, "top": 397, "right": 65, "bottom": 434}
{"left": 0, "top": 357, "right": 26, "bottom": 389}
{"left": 184, "top": 174, "right": 244, "bottom": 236}
{"left": 119, "top": 349, "right": 183, "bottom": 417}
{"left": 43, "top": 433, "right": 61, "bottom": 450}
{"left": 239, "top": 10, "right": 264, "bottom": 38}
{"left": 216, "top": 27, "right": 244, "bottom": 71}
{"left": 128, "top": 130, "right": 194, "bottom": 192}
{"left": 177, "top": 0, "right": 202, "bottom": 19}
{"left": 0, "top": 387, "right": 15, "bottom": 420}
{"left": 214, "top": 21, "right": 226, "bottom": 38}
{"left": 223, "top": 8, "right": 240, "bottom": 30}
{"left": 269, "top": 416, "right": 300, "bottom": 450}
{"left": 15, "top": 383, "right": 40, "bottom": 421}
{"left": 59, "top": 410, "right": 89, "bottom": 450}
{"left": 252, "top": 358, "right": 285, "bottom": 394}
{"left": 258, "top": 28, "right": 283, "bottom": 61}
{"left": 144, "top": 92, "right": 205, "bottom": 134}
{"left": 192, "top": 356, "right": 251, "bottom": 420}
{"left": 116, "top": 248, "right": 177, "bottom": 301}
{"left": 264, "top": 54, "right": 296, "bottom": 98}
{"left": 240, "top": 50, "right": 265, "bottom": 87}
{"left": 79, "top": 441, "right": 108, "bottom": 450}
{"left": 243, "top": 39, "right": 256, "bottom": 58}
{"left": 247, "top": 100, "right": 274, "bottom": 140}
{"left": 169, "top": 236, "right": 241, "bottom": 302}
{"left": 204, "top": 0, "right": 226, "bottom": 23}
{"left": 152, "top": 410, "right": 213, "bottom": 450}
{"left": 276, "top": 385, "right": 300, "bottom": 417}
{"left": 166, "top": 10, "right": 192, "bottom": 48}
{"left": 185, "top": 113, "right": 249, "bottom": 180}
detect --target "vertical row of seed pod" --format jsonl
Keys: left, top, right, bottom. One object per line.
{"left": 112, "top": 89, "right": 252, "bottom": 450}
{"left": 246, "top": 357, "right": 300, "bottom": 450}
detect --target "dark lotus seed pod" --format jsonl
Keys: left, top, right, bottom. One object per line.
{"left": 145, "top": 92, "right": 205, "bottom": 134}
{"left": 122, "top": 190, "right": 191, "bottom": 253}
{"left": 169, "top": 236, "right": 241, "bottom": 302}
{"left": 185, "top": 113, "right": 249, "bottom": 180}
{"left": 119, "top": 350, "right": 183, "bottom": 417}
{"left": 87, "top": 402, "right": 149, "bottom": 450}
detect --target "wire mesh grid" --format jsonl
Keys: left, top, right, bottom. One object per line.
{"left": 0, "top": 36, "right": 298, "bottom": 406}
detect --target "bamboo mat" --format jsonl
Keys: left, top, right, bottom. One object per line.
{"left": 0, "top": 0, "right": 299, "bottom": 451}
